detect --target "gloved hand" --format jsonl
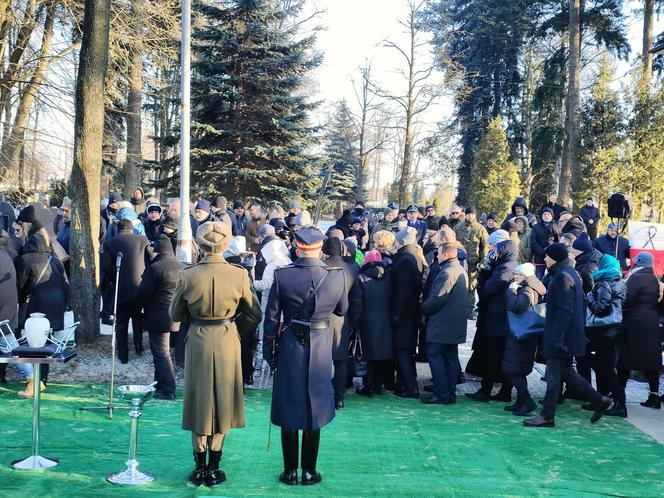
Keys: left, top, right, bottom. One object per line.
{"left": 263, "top": 341, "right": 277, "bottom": 369}
{"left": 509, "top": 281, "right": 520, "bottom": 290}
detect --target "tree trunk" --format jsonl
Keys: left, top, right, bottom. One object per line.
{"left": 559, "top": 0, "right": 580, "bottom": 207}
{"left": 399, "top": 113, "right": 414, "bottom": 207}
{"left": 0, "top": 2, "right": 56, "bottom": 179}
{"left": 124, "top": 12, "right": 142, "bottom": 194}
{"left": 642, "top": 0, "right": 654, "bottom": 82}
{"left": 69, "top": 0, "right": 111, "bottom": 343}
{"left": 0, "top": 0, "right": 38, "bottom": 178}
{"left": 398, "top": 13, "right": 417, "bottom": 208}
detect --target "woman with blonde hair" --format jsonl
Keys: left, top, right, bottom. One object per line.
{"left": 169, "top": 221, "right": 262, "bottom": 487}
{"left": 372, "top": 229, "right": 397, "bottom": 267}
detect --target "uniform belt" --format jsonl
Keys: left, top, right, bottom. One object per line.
{"left": 290, "top": 319, "right": 329, "bottom": 330}
{"left": 191, "top": 318, "right": 235, "bottom": 326}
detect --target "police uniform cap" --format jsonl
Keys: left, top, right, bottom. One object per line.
{"left": 294, "top": 226, "right": 325, "bottom": 251}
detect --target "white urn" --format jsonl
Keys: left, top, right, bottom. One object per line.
{"left": 24, "top": 313, "right": 50, "bottom": 348}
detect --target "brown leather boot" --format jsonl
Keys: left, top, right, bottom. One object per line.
{"left": 17, "top": 379, "right": 46, "bottom": 398}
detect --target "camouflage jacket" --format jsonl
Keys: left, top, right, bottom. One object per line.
{"left": 454, "top": 220, "right": 488, "bottom": 268}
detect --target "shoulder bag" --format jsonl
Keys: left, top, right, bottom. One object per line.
{"left": 507, "top": 303, "right": 546, "bottom": 341}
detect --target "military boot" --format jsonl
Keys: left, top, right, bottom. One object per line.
{"left": 189, "top": 452, "right": 207, "bottom": 486}
{"left": 206, "top": 450, "right": 226, "bottom": 487}
{"left": 301, "top": 429, "right": 322, "bottom": 486}
{"left": 279, "top": 429, "right": 298, "bottom": 485}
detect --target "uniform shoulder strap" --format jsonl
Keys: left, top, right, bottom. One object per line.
{"left": 294, "top": 268, "right": 332, "bottom": 320}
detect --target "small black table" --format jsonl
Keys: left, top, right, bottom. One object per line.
{"left": 0, "top": 350, "right": 77, "bottom": 470}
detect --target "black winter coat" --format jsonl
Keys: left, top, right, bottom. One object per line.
{"left": 476, "top": 242, "right": 517, "bottom": 338}
{"left": 503, "top": 197, "right": 537, "bottom": 227}
{"left": 618, "top": 267, "right": 662, "bottom": 371}
{"left": 349, "top": 263, "right": 394, "bottom": 360}
{"left": 575, "top": 249, "right": 603, "bottom": 295}
{"left": 102, "top": 231, "right": 154, "bottom": 304}
{"left": 425, "top": 216, "right": 440, "bottom": 231}
{"left": 326, "top": 255, "right": 360, "bottom": 361}
{"left": 595, "top": 235, "right": 630, "bottom": 271}
{"left": 99, "top": 208, "right": 113, "bottom": 243}
{"left": 137, "top": 252, "right": 186, "bottom": 332}
{"left": 391, "top": 244, "right": 423, "bottom": 349}
{"left": 143, "top": 218, "right": 162, "bottom": 244}
{"left": 586, "top": 276, "right": 627, "bottom": 337}
{"left": 502, "top": 276, "right": 546, "bottom": 377}
{"left": 531, "top": 222, "right": 560, "bottom": 263}
{"left": 335, "top": 214, "right": 353, "bottom": 237}
{"left": 15, "top": 233, "right": 68, "bottom": 330}
{"left": 421, "top": 258, "right": 468, "bottom": 344}
{"left": 0, "top": 245, "right": 18, "bottom": 329}
{"left": 539, "top": 202, "right": 566, "bottom": 221}
{"left": 561, "top": 216, "right": 587, "bottom": 238}
{"left": 543, "top": 260, "right": 586, "bottom": 358}
{"left": 579, "top": 205, "right": 600, "bottom": 227}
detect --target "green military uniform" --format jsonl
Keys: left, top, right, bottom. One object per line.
{"left": 169, "top": 254, "right": 261, "bottom": 443}
{"left": 454, "top": 219, "right": 488, "bottom": 318}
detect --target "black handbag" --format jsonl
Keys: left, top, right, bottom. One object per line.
{"left": 348, "top": 332, "right": 367, "bottom": 378}
{"left": 507, "top": 303, "right": 546, "bottom": 341}
{"left": 585, "top": 301, "right": 622, "bottom": 331}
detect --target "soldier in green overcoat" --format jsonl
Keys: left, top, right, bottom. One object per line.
{"left": 169, "top": 221, "right": 261, "bottom": 487}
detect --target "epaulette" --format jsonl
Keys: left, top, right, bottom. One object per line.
{"left": 275, "top": 264, "right": 296, "bottom": 272}
{"left": 228, "top": 262, "right": 247, "bottom": 271}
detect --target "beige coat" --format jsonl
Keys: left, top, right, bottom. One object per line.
{"left": 169, "top": 254, "right": 261, "bottom": 435}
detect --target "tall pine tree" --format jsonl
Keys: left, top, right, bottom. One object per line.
{"left": 468, "top": 117, "right": 522, "bottom": 217}
{"left": 322, "top": 101, "right": 359, "bottom": 207}
{"left": 577, "top": 55, "right": 626, "bottom": 219}
{"left": 190, "top": 0, "right": 321, "bottom": 202}
{"left": 423, "top": 0, "right": 537, "bottom": 204}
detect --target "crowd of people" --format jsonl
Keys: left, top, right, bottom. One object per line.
{"left": 1, "top": 187, "right": 663, "bottom": 485}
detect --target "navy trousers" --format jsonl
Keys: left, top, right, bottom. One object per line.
{"left": 427, "top": 342, "right": 459, "bottom": 401}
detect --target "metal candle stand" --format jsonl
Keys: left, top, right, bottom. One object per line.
{"left": 107, "top": 384, "right": 156, "bottom": 485}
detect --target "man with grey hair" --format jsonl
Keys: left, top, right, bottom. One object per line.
{"left": 391, "top": 227, "right": 424, "bottom": 398}
{"left": 293, "top": 210, "right": 313, "bottom": 230}
{"left": 449, "top": 205, "right": 463, "bottom": 230}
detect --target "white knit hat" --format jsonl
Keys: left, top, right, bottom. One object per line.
{"left": 488, "top": 229, "right": 510, "bottom": 245}
{"left": 514, "top": 263, "right": 536, "bottom": 278}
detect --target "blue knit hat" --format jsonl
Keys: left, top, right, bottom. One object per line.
{"left": 195, "top": 199, "right": 211, "bottom": 214}
{"left": 572, "top": 233, "right": 593, "bottom": 254}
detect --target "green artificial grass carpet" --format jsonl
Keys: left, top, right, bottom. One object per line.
{"left": 1, "top": 383, "right": 663, "bottom": 497}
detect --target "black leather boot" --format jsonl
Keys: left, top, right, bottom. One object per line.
{"left": 513, "top": 397, "right": 537, "bottom": 416}
{"left": 206, "top": 450, "right": 226, "bottom": 487}
{"left": 301, "top": 429, "right": 322, "bottom": 486}
{"left": 189, "top": 452, "right": 207, "bottom": 486}
{"left": 279, "top": 429, "right": 298, "bottom": 485}
{"left": 642, "top": 393, "right": 661, "bottom": 409}
{"left": 606, "top": 399, "right": 628, "bottom": 418}
{"left": 491, "top": 385, "right": 512, "bottom": 402}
